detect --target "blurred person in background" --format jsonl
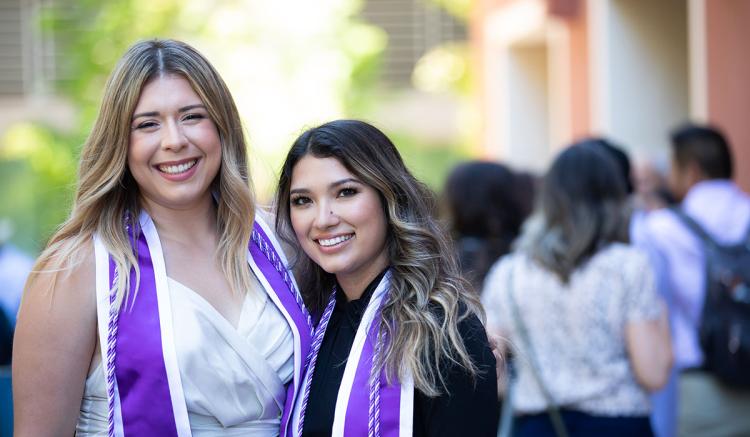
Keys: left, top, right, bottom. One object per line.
{"left": 632, "top": 157, "right": 675, "bottom": 212}
{"left": 0, "top": 219, "right": 34, "bottom": 365}
{"left": 585, "top": 138, "right": 634, "bottom": 196}
{"left": 482, "top": 141, "right": 672, "bottom": 437}
{"left": 632, "top": 124, "right": 750, "bottom": 436}
{"left": 586, "top": 139, "right": 679, "bottom": 437}
{"left": 443, "top": 161, "right": 534, "bottom": 293}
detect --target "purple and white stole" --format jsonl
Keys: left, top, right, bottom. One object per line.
{"left": 93, "top": 211, "right": 312, "bottom": 437}
{"left": 290, "top": 271, "right": 415, "bottom": 437}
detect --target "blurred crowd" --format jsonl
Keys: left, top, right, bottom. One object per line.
{"left": 444, "top": 124, "right": 750, "bottom": 437}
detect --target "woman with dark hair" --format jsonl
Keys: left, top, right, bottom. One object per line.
{"left": 443, "top": 161, "right": 534, "bottom": 292}
{"left": 275, "top": 119, "right": 499, "bottom": 436}
{"left": 482, "top": 142, "right": 672, "bottom": 436}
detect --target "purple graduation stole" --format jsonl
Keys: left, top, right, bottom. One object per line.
{"left": 290, "top": 271, "right": 415, "bottom": 437}
{"left": 93, "top": 212, "right": 312, "bottom": 436}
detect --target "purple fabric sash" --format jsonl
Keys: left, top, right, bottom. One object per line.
{"left": 249, "top": 222, "right": 313, "bottom": 437}
{"left": 345, "top": 321, "right": 406, "bottom": 437}
{"left": 295, "top": 272, "right": 414, "bottom": 437}
{"left": 111, "top": 221, "right": 180, "bottom": 436}
{"left": 98, "top": 214, "right": 312, "bottom": 436}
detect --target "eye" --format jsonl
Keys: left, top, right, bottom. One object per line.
{"left": 183, "top": 113, "right": 206, "bottom": 122}
{"left": 338, "top": 187, "right": 358, "bottom": 198}
{"left": 133, "top": 120, "right": 158, "bottom": 130}
{"left": 290, "top": 195, "right": 312, "bottom": 207}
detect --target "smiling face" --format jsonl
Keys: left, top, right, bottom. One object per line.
{"left": 128, "top": 74, "right": 221, "bottom": 211}
{"left": 289, "top": 155, "right": 389, "bottom": 295}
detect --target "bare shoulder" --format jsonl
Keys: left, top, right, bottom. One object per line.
{"left": 23, "top": 237, "right": 96, "bottom": 308}
{"left": 13, "top": 237, "right": 98, "bottom": 434}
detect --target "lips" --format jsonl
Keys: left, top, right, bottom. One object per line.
{"left": 156, "top": 158, "right": 198, "bottom": 175}
{"left": 316, "top": 233, "right": 354, "bottom": 247}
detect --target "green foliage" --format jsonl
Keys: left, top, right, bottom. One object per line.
{"left": 0, "top": 0, "right": 188, "bottom": 252}
{"left": 0, "top": 124, "right": 79, "bottom": 252}
{"left": 1, "top": 0, "right": 388, "bottom": 252}
{"left": 425, "top": 0, "right": 471, "bottom": 21}
{"left": 389, "top": 131, "right": 470, "bottom": 191}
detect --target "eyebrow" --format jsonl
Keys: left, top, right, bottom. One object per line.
{"left": 132, "top": 104, "right": 207, "bottom": 120}
{"left": 289, "top": 177, "right": 362, "bottom": 195}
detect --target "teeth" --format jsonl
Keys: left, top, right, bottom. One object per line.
{"left": 318, "top": 234, "right": 353, "bottom": 247}
{"left": 159, "top": 159, "right": 197, "bottom": 174}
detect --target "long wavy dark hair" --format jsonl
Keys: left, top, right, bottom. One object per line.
{"left": 516, "top": 140, "right": 630, "bottom": 282}
{"left": 275, "top": 119, "right": 483, "bottom": 395}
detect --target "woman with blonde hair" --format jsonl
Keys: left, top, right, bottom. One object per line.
{"left": 13, "top": 39, "right": 311, "bottom": 436}
{"left": 275, "top": 119, "right": 499, "bottom": 436}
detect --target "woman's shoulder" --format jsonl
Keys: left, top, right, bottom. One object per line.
{"left": 456, "top": 309, "right": 491, "bottom": 350}
{"left": 252, "top": 206, "right": 298, "bottom": 261}
{"left": 594, "top": 243, "right": 650, "bottom": 270}
{"left": 481, "top": 252, "right": 529, "bottom": 295}
{"left": 32, "top": 237, "right": 96, "bottom": 291}
{"left": 22, "top": 237, "right": 96, "bottom": 321}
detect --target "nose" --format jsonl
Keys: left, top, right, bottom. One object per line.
{"left": 314, "top": 200, "right": 340, "bottom": 230}
{"left": 161, "top": 119, "right": 188, "bottom": 152}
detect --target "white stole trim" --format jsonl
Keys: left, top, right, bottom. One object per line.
{"left": 330, "top": 272, "right": 415, "bottom": 436}
{"left": 249, "top": 214, "right": 305, "bottom": 436}
{"left": 399, "top": 373, "right": 415, "bottom": 436}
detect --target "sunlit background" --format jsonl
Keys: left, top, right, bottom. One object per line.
{"left": 0, "top": 0, "right": 476, "bottom": 253}
{"left": 1, "top": 0, "right": 749, "bottom": 255}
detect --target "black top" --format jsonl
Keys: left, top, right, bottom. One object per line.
{"left": 302, "top": 271, "right": 499, "bottom": 437}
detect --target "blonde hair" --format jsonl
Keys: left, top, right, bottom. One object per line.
{"left": 276, "top": 120, "right": 484, "bottom": 396}
{"left": 29, "top": 39, "right": 255, "bottom": 306}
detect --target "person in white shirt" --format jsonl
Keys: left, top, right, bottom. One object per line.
{"left": 632, "top": 124, "right": 750, "bottom": 436}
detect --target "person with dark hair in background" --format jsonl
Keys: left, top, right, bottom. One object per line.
{"left": 483, "top": 141, "right": 672, "bottom": 437}
{"left": 0, "top": 219, "right": 34, "bottom": 364}
{"left": 443, "top": 161, "right": 534, "bottom": 293}
{"left": 275, "top": 119, "right": 499, "bottom": 436}
{"left": 584, "top": 138, "right": 682, "bottom": 437}
{"left": 585, "top": 138, "right": 634, "bottom": 195}
{"left": 633, "top": 123, "right": 750, "bottom": 436}
{"left": 0, "top": 310, "right": 11, "bottom": 366}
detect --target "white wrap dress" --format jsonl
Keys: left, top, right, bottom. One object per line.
{"left": 76, "top": 275, "right": 294, "bottom": 436}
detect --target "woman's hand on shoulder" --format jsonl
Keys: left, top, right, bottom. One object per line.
{"left": 12, "top": 240, "right": 98, "bottom": 436}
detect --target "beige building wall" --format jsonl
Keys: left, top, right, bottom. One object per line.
{"left": 473, "top": 0, "right": 748, "bottom": 192}
{"left": 472, "top": 0, "right": 585, "bottom": 169}
{"left": 588, "top": 0, "right": 689, "bottom": 160}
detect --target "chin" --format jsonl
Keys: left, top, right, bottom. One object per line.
{"left": 315, "top": 259, "right": 350, "bottom": 276}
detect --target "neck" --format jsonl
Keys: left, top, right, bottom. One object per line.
{"left": 336, "top": 253, "right": 389, "bottom": 302}
{"left": 141, "top": 195, "right": 218, "bottom": 246}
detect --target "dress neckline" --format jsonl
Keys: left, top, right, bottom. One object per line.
{"left": 167, "top": 276, "right": 253, "bottom": 332}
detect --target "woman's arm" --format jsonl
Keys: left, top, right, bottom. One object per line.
{"left": 414, "top": 313, "right": 499, "bottom": 437}
{"left": 625, "top": 303, "right": 673, "bottom": 392}
{"left": 12, "top": 243, "right": 98, "bottom": 436}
